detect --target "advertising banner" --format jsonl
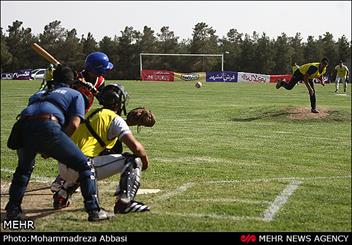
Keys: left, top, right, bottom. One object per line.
{"left": 141, "top": 70, "right": 174, "bottom": 81}
{"left": 237, "top": 72, "right": 270, "bottom": 83}
{"left": 174, "top": 72, "right": 206, "bottom": 82}
{"left": 270, "top": 74, "right": 292, "bottom": 83}
{"left": 206, "top": 71, "right": 238, "bottom": 82}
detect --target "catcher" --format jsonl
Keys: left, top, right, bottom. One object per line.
{"left": 51, "top": 83, "right": 156, "bottom": 214}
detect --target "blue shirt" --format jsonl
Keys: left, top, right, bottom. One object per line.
{"left": 21, "top": 84, "right": 85, "bottom": 126}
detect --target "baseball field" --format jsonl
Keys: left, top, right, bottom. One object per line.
{"left": 1, "top": 79, "right": 351, "bottom": 231}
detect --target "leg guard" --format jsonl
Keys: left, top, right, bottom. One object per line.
{"left": 114, "top": 154, "right": 142, "bottom": 204}
{"left": 79, "top": 158, "right": 100, "bottom": 212}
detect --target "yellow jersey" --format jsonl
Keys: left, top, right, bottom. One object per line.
{"left": 71, "top": 108, "right": 118, "bottom": 157}
{"left": 335, "top": 64, "right": 349, "bottom": 77}
{"left": 44, "top": 68, "right": 54, "bottom": 81}
{"left": 298, "top": 62, "right": 326, "bottom": 79}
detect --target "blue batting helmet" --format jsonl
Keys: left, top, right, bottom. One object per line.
{"left": 85, "top": 52, "right": 114, "bottom": 76}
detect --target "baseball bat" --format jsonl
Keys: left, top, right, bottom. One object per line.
{"left": 31, "top": 43, "right": 60, "bottom": 65}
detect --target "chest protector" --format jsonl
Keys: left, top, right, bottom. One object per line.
{"left": 72, "top": 108, "right": 118, "bottom": 157}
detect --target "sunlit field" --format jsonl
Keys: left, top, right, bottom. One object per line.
{"left": 1, "top": 79, "right": 351, "bottom": 231}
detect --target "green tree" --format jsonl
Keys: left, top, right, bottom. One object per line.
{"left": 38, "top": 21, "right": 66, "bottom": 55}
{"left": 304, "top": 36, "right": 323, "bottom": 63}
{"left": 336, "top": 35, "right": 351, "bottom": 66}
{"left": 189, "top": 22, "right": 220, "bottom": 71}
{"left": 238, "top": 33, "right": 255, "bottom": 72}
{"left": 1, "top": 28, "right": 13, "bottom": 72}
{"left": 6, "top": 20, "right": 38, "bottom": 71}
{"left": 58, "top": 29, "right": 83, "bottom": 69}
{"left": 253, "top": 33, "right": 275, "bottom": 74}
{"left": 37, "top": 20, "right": 67, "bottom": 68}
{"left": 173, "top": 39, "right": 192, "bottom": 72}
{"left": 272, "top": 33, "right": 293, "bottom": 74}
{"left": 136, "top": 26, "right": 159, "bottom": 72}
{"left": 81, "top": 32, "right": 98, "bottom": 56}
{"left": 99, "top": 35, "right": 119, "bottom": 79}
{"left": 156, "top": 26, "right": 179, "bottom": 70}
{"left": 320, "top": 32, "right": 338, "bottom": 75}
{"left": 116, "top": 26, "right": 141, "bottom": 79}
{"left": 289, "top": 33, "right": 304, "bottom": 66}
{"left": 219, "top": 28, "right": 243, "bottom": 71}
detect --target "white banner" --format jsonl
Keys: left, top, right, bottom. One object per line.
{"left": 237, "top": 72, "right": 270, "bottom": 83}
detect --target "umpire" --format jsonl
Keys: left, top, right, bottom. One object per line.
{"left": 5, "top": 65, "right": 109, "bottom": 222}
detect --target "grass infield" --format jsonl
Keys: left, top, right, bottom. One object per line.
{"left": 0, "top": 79, "right": 351, "bottom": 231}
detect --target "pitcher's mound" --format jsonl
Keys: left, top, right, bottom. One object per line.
{"left": 287, "top": 107, "right": 330, "bottom": 120}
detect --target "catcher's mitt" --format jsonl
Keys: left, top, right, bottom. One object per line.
{"left": 126, "top": 107, "right": 156, "bottom": 128}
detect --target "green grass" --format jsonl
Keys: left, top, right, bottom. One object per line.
{"left": 1, "top": 79, "right": 351, "bottom": 231}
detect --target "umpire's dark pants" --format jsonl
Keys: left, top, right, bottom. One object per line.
{"left": 281, "top": 69, "right": 317, "bottom": 110}
{"left": 5, "top": 119, "right": 99, "bottom": 213}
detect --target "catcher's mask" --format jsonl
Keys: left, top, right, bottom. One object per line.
{"left": 97, "top": 83, "right": 129, "bottom": 115}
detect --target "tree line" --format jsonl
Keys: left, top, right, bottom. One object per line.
{"left": 1, "top": 20, "right": 351, "bottom": 80}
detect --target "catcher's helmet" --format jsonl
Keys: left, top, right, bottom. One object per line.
{"left": 85, "top": 52, "right": 114, "bottom": 76}
{"left": 97, "top": 83, "right": 129, "bottom": 115}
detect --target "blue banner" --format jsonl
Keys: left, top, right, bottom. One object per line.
{"left": 206, "top": 71, "right": 238, "bottom": 82}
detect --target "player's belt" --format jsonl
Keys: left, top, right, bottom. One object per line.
{"left": 21, "top": 114, "right": 59, "bottom": 124}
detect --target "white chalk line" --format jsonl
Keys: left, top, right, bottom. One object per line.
{"left": 0, "top": 167, "right": 160, "bottom": 195}
{"left": 2, "top": 167, "right": 351, "bottom": 222}
{"left": 262, "top": 180, "right": 301, "bottom": 222}
{"left": 1, "top": 167, "right": 52, "bottom": 183}
{"left": 152, "top": 181, "right": 301, "bottom": 222}
{"left": 152, "top": 211, "right": 263, "bottom": 222}
{"left": 152, "top": 175, "right": 350, "bottom": 222}
{"left": 152, "top": 156, "right": 260, "bottom": 166}
{"left": 154, "top": 182, "right": 194, "bottom": 201}
{"left": 182, "top": 198, "right": 271, "bottom": 204}
{"left": 207, "top": 175, "right": 351, "bottom": 184}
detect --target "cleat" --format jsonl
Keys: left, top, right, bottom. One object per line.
{"left": 311, "top": 109, "right": 319, "bottom": 113}
{"left": 52, "top": 183, "right": 79, "bottom": 210}
{"left": 88, "top": 209, "right": 109, "bottom": 222}
{"left": 53, "top": 192, "right": 70, "bottom": 210}
{"left": 5, "top": 206, "right": 25, "bottom": 220}
{"left": 114, "top": 199, "right": 150, "bottom": 214}
{"left": 276, "top": 80, "right": 282, "bottom": 89}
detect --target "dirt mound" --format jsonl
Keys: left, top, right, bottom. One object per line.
{"left": 1, "top": 181, "right": 82, "bottom": 223}
{"left": 287, "top": 107, "right": 330, "bottom": 120}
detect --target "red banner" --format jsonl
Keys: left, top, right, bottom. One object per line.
{"left": 270, "top": 74, "right": 292, "bottom": 83}
{"left": 141, "top": 70, "right": 174, "bottom": 81}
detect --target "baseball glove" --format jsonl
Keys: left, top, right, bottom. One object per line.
{"left": 126, "top": 107, "right": 156, "bottom": 128}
